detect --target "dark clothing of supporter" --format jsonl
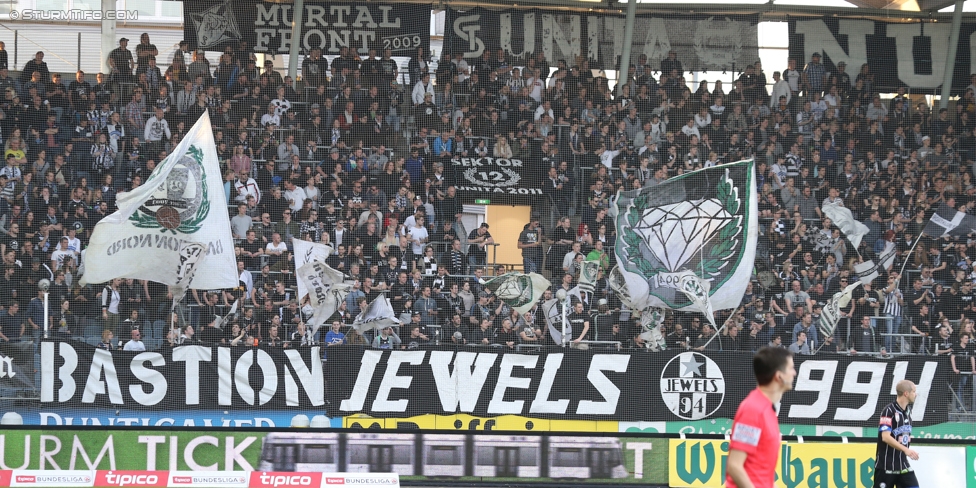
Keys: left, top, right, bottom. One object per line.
{"left": 567, "top": 311, "right": 591, "bottom": 342}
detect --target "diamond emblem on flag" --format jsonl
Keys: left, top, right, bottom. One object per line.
{"left": 639, "top": 198, "right": 734, "bottom": 272}
{"left": 615, "top": 162, "right": 755, "bottom": 311}
{"left": 620, "top": 167, "right": 743, "bottom": 287}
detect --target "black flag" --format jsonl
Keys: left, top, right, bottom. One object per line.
{"left": 923, "top": 204, "right": 976, "bottom": 238}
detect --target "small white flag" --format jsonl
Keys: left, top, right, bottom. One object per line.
{"left": 823, "top": 202, "right": 870, "bottom": 249}
{"left": 578, "top": 260, "right": 601, "bottom": 295}
{"left": 541, "top": 298, "right": 566, "bottom": 345}
{"left": 293, "top": 238, "right": 335, "bottom": 300}
{"left": 211, "top": 299, "right": 239, "bottom": 330}
{"left": 352, "top": 296, "right": 401, "bottom": 332}
{"left": 878, "top": 241, "right": 897, "bottom": 272}
{"left": 298, "top": 261, "right": 352, "bottom": 335}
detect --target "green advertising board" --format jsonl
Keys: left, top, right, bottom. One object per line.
{"left": 622, "top": 419, "right": 976, "bottom": 439}
{"left": 0, "top": 430, "right": 669, "bottom": 485}
{"left": 0, "top": 430, "right": 264, "bottom": 471}
{"left": 620, "top": 420, "right": 837, "bottom": 437}
{"left": 968, "top": 445, "right": 976, "bottom": 488}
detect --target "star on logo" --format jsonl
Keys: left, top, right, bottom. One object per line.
{"left": 190, "top": 0, "right": 242, "bottom": 48}
{"left": 681, "top": 355, "right": 703, "bottom": 376}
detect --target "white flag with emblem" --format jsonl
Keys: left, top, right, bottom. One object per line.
{"left": 81, "top": 112, "right": 237, "bottom": 289}
{"left": 541, "top": 298, "right": 564, "bottom": 344}
{"left": 293, "top": 238, "right": 335, "bottom": 300}
{"left": 483, "top": 272, "right": 552, "bottom": 315}
{"left": 613, "top": 160, "right": 758, "bottom": 312}
{"left": 577, "top": 260, "right": 601, "bottom": 295}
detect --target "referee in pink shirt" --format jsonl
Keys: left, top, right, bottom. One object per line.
{"left": 725, "top": 347, "right": 796, "bottom": 488}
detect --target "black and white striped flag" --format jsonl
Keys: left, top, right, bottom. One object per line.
{"left": 819, "top": 282, "right": 862, "bottom": 342}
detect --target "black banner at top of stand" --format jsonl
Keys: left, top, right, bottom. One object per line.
{"left": 183, "top": 0, "right": 431, "bottom": 56}
{"left": 788, "top": 17, "right": 976, "bottom": 93}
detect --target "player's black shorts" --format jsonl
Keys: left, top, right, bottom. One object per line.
{"left": 873, "top": 470, "right": 919, "bottom": 488}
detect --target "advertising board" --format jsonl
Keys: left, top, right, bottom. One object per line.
{"left": 669, "top": 441, "right": 875, "bottom": 488}
{"left": 0, "top": 430, "right": 668, "bottom": 485}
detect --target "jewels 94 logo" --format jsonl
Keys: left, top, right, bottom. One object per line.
{"left": 660, "top": 351, "right": 726, "bottom": 420}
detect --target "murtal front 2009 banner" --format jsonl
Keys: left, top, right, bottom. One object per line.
{"left": 183, "top": 0, "right": 431, "bottom": 55}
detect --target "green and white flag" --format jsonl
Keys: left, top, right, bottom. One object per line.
{"left": 577, "top": 260, "right": 601, "bottom": 295}
{"left": 81, "top": 112, "right": 238, "bottom": 289}
{"left": 637, "top": 307, "right": 667, "bottom": 351}
{"left": 541, "top": 298, "right": 565, "bottom": 344}
{"left": 613, "top": 160, "right": 758, "bottom": 312}
{"left": 483, "top": 272, "right": 552, "bottom": 315}
{"left": 678, "top": 273, "right": 717, "bottom": 330}
{"left": 607, "top": 265, "right": 638, "bottom": 309}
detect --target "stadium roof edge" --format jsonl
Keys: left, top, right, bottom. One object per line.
{"left": 170, "top": 0, "right": 976, "bottom": 21}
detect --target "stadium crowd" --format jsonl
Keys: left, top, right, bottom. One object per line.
{"left": 1, "top": 35, "right": 976, "bottom": 370}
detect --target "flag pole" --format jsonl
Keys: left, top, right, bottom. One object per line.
{"left": 897, "top": 233, "right": 925, "bottom": 280}
{"left": 561, "top": 293, "right": 569, "bottom": 347}
{"left": 43, "top": 290, "right": 49, "bottom": 339}
{"left": 170, "top": 293, "right": 179, "bottom": 334}
{"left": 700, "top": 306, "right": 741, "bottom": 350}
